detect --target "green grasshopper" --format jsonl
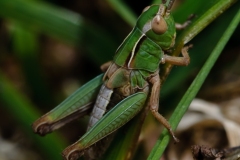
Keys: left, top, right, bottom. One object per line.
{"left": 32, "top": 0, "right": 192, "bottom": 159}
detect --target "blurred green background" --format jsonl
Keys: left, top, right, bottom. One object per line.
{"left": 0, "top": 0, "right": 239, "bottom": 159}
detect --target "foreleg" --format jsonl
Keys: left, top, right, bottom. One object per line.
{"left": 162, "top": 45, "right": 192, "bottom": 66}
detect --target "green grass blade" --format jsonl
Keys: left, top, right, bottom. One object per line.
{"left": 148, "top": 7, "right": 240, "bottom": 160}
{"left": 106, "top": 0, "right": 137, "bottom": 27}
{"left": 0, "top": 73, "right": 67, "bottom": 160}
{"left": 181, "top": 0, "right": 238, "bottom": 44}
{"left": 0, "top": 0, "right": 118, "bottom": 64}
{"left": 12, "top": 24, "right": 52, "bottom": 106}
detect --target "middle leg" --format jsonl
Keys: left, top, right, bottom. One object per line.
{"left": 148, "top": 72, "right": 179, "bottom": 142}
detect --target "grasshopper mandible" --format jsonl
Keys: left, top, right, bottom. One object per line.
{"left": 32, "top": 0, "right": 192, "bottom": 159}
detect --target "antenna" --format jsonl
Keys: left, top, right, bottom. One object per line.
{"left": 167, "top": 0, "right": 175, "bottom": 11}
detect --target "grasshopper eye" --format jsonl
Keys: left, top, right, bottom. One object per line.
{"left": 142, "top": 6, "right": 150, "bottom": 12}
{"left": 151, "top": 15, "right": 167, "bottom": 34}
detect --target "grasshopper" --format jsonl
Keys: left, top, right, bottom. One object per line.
{"left": 32, "top": 0, "right": 192, "bottom": 159}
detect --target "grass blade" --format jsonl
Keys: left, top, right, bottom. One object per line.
{"left": 0, "top": 0, "right": 118, "bottom": 64}
{"left": 106, "top": 0, "right": 137, "bottom": 27}
{"left": 0, "top": 73, "right": 67, "bottom": 159}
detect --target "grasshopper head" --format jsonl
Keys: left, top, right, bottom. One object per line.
{"left": 137, "top": 2, "right": 176, "bottom": 49}
{"left": 151, "top": 4, "right": 168, "bottom": 34}
{"left": 139, "top": 4, "right": 171, "bottom": 34}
